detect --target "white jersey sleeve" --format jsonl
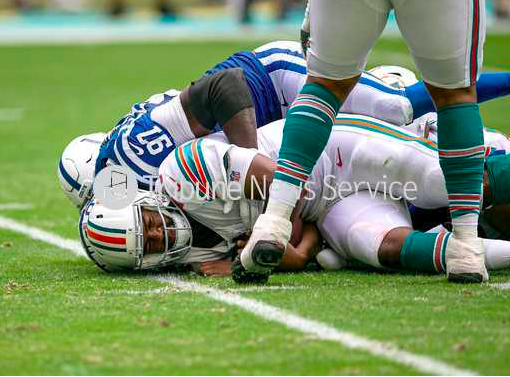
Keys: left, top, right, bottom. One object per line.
{"left": 253, "top": 41, "right": 307, "bottom": 118}
{"left": 148, "top": 90, "right": 196, "bottom": 145}
{"left": 157, "top": 134, "right": 262, "bottom": 241}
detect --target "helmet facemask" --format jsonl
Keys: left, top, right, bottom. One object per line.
{"left": 80, "top": 191, "right": 192, "bottom": 271}
{"left": 132, "top": 193, "right": 192, "bottom": 270}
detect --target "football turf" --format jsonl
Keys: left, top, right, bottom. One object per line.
{"left": 1, "top": 36, "right": 510, "bottom": 375}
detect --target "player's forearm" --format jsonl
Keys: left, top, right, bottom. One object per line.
{"left": 406, "top": 72, "right": 510, "bottom": 119}
{"left": 475, "top": 72, "right": 510, "bottom": 104}
{"left": 277, "top": 223, "right": 322, "bottom": 271}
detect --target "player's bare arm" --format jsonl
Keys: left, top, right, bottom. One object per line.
{"left": 276, "top": 222, "right": 322, "bottom": 272}
{"left": 180, "top": 68, "right": 258, "bottom": 149}
{"left": 196, "top": 221, "right": 321, "bottom": 277}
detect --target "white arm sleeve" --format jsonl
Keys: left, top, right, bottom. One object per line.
{"left": 150, "top": 93, "right": 196, "bottom": 145}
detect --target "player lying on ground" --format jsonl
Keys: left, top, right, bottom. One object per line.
{"left": 242, "top": 0, "right": 497, "bottom": 285}
{"left": 78, "top": 114, "right": 510, "bottom": 279}
{"left": 58, "top": 40, "right": 510, "bottom": 208}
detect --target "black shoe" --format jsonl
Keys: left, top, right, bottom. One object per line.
{"left": 231, "top": 255, "right": 269, "bottom": 284}
{"left": 251, "top": 240, "right": 285, "bottom": 269}
{"left": 448, "top": 272, "right": 484, "bottom": 284}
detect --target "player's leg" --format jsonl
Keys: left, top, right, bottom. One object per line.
{"left": 316, "top": 192, "right": 510, "bottom": 273}
{"left": 386, "top": 153, "right": 510, "bottom": 272}
{"left": 393, "top": 0, "right": 488, "bottom": 282}
{"left": 384, "top": 226, "right": 510, "bottom": 273}
{"left": 235, "top": 0, "right": 391, "bottom": 281}
{"left": 317, "top": 191, "right": 413, "bottom": 270}
{"left": 425, "top": 225, "right": 510, "bottom": 271}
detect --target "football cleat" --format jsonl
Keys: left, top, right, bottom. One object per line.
{"left": 231, "top": 255, "right": 270, "bottom": 284}
{"left": 446, "top": 236, "right": 489, "bottom": 283}
{"left": 236, "top": 213, "right": 292, "bottom": 282}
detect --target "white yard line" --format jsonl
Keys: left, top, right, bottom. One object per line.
{"left": 111, "top": 287, "right": 176, "bottom": 296}
{"left": 113, "top": 286, "right": 307, "bottom": 295}
{"left": 0, "top": 215, "right": 85, "bottom": 258}
{"left": 156, "top": 275, "right": 476, "bottom": 376}
{"left": 489, "top": 282, "right": 510, "bottom": 290}
{"left": 0, "top": 215, "right": 477, "bottom": 376}
{"left": 0, "top": 203, "right": 34, "bottom": 211}
{"left": 227, "top": 285, "right": 307, "bottom": 292}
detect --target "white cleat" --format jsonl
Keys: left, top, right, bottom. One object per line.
{"left": 239, "top": 213, "right": 292, "bottom": 274}
{"left": 446, "top": 236, "right": 489, "bottom": 283}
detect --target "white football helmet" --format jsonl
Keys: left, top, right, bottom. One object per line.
{"left": 368, "top": 65, "right": 419, "bottom": 89}
{"left": 58, "top": 133, "right": 106, "bottom": 209}
{"left": 79, "top": 191, "right": 192, "bottom": 271}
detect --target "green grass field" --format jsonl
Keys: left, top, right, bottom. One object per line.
{"left": 1, "top": 36, "right": 510, "bottom": 375}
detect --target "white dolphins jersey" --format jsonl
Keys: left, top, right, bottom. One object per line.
{"left": 158, "top": 112, "right": 510, "bottom": 247}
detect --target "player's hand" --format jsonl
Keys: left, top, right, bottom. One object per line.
{"left": 232, "top": 233, "right": 250, "bottom": 254}
{"left": 235, "top": 239, "right": 247, "bottom": 252}
{"left": 199, "top": 260, "right": 233, "bottom": 277}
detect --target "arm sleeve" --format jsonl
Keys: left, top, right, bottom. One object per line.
{"left": 405, "top": 72, "right": 510, "bottom": 119}
{"left": 187, "top": 68, "right": 253, "bottom": 130}
{"left": 476, "top": 72, "right": 510, "bottom": 103}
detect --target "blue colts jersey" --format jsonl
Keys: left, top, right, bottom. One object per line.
{"left": 207, "top": 51, "right": 282, "bottom": 129}
{"left": 95, "top": 92, "right": 180, "bottom": 190}
{"left": 95, "top": 41, "right": 419, "bottom": 190}
{"left": 96, "top": 41, "right": 308, "bottom": 188}
{"left": 207, "top": 40, "right": 307, "bottom": 130}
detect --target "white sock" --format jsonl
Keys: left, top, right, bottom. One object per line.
{"left": 484, "top": 239, "right": 510, "bottom": 270}
{"left": 426, "top": 225, "right": 510, "bottom": 270}
{"left": 265, "top": 180, "right": 301, "bottom": 220}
